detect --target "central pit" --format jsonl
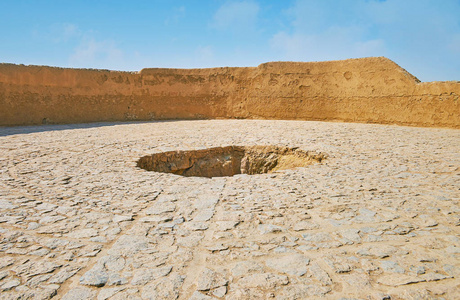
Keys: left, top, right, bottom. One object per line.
{"left": 137, "top": 145, "right": 327, "bottom": 177}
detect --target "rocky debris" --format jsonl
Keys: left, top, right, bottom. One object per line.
{"left": 377, "top": 274, "right": 426, "bottom": 286}
{"left": 193, "top": 209, "right": 215, "bottom": 222}
{"left": 230, "top": 261, "right": 264, "bottom": 277}
{"left": 107, "top": 235, "right": 150, "bottom": 256}
{"left": 131, "top": 266, "right": 172, "bottom": 285}
{"left": 237, "top": 273, "right": 289, "bottom": 289}
{"left": 323, "top": 255, "right": 355, "bottom": 273}
{"left": 215, "top": 221, "right": 239, "bottom": 231}
{"left": 112, "top": 215, "right": 134, "bottom": 223}
{"left": 309, "top": 263, "right": 332, "bottom": 285}
{"left": 80, "top": 265, "right": 109, "bottom": 287}
{"left": 140, "top": 274, "right": 184, "bottom": 299}
{"left": 212, "top": 286, "right": 227, "bottom": 298}
{"left": 97, "top": 287, "right": 125, "bottom": 300}
{"left": 145, "top": 201, "right": 176, "bottom": 215}
{"left": 189, "top": 291, "right": 214, "bottom": 300}
{"left": 292, "top": 221, "right": 319, "bottom": 231}
{"left": 265, "top": 254, "right": 310, "bottom": 276}
{"left": 183, "top": 221, "right": 209, "bottom": 231}
{"left": 258, "top": 224, "right": 284, "bottom": 234}
{"left": 13, "top": 260, "right": 62, "bottom": 278}
{"left": 206, "top": 243, "right": 229, "bottom": 252}
{"left": 196, "top": 268, "right": 228, "bottom": 291}
{"left": 1, "top": 278, "right": 21, "bottom": 291}
{"left": 380, "top": 261, "right": 405, "bottom": 273}
{"left": 357, "top": 245, "right": 398, "bottom": 258}
{"left": 67, "top": 228, "right": 98, "bottom": 239}
{"left": 62, "top": 287, "right": 97, "bottom": 300}
{"left": 339, "top": 229, "right": 362, "bottom": 244}
{"left": 49, "top": 266, "right": 81, "bottom": 284}
{"left": 279, "top": 284, "right": 332, "bottom": 298}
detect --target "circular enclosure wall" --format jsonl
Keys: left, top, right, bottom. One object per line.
{"left": 137, "top": 146, "right": 326, "bottom": 178}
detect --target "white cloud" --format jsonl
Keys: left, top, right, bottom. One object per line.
{"left": 38, "top": 24, "right": 127, "bottom": 70}
{"left": 211, "top": 1, "right": 259, "bottom": 32}
{"left": 270, "top": 27, "right": 386, "bottom": 62}
{"left": 165, "top": 6, "right": 186, "bottom": 25}
{"left": 33, "top": 23, "right": 82, "bottom": 43}
{"left": 270, "top": 0, "right": 460, "bottom": 81}
{"left": 196, "top": 45, "right": 214, "bottom": 61}
{"left": 69, "top": 37, "right": 124, "bottom": 70}
{"left": 59, "top": 24, "right": 80, "bottom": 41}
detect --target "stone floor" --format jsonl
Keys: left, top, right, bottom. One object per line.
{"left": 0, "top": 120, "right": 459, "bottom": 300}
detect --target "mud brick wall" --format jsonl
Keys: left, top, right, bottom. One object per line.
{"left": 1, "top": 57, "right": 459, "bottom": 128}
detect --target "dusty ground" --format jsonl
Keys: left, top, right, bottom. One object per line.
{"left": 0, "top": 120, "right": 459, "bottom": 299}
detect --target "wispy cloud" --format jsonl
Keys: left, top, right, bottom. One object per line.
{"left": 195, "top": 45, "right": 214, "bottom": 61}
{"left": 32, "top": 23, "right": 126, "bottom": 69}
{"left": 271, "top": 27, "right": 386, "bottom": 62}
{"left": 32, "top": 23, "right": 81, "bottom": 43}
{"left": 211, "top": 1, "right": 259, "bottom": 32}
{"left": 69, "top": 37, "right": 124, "bottom": 69}
{"left": 165, "top": 6, "right": 186, "bottom": 25}
{"left": 270, "top": 0, "right": 460, "bottom": 81}
{"left": 270, "top": 0, "right": 387, "bottom": 61}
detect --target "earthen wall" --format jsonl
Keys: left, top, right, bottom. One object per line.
{"left": 0, "top": 57, "right": 459, "bottom": 127}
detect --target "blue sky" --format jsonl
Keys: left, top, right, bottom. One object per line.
{"left": 1, "top": 0, "right": 459, "bottom": 82}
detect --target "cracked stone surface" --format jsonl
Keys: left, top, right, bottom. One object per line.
{"left": 0, "top": 119, "right": 459, "bottom": 299}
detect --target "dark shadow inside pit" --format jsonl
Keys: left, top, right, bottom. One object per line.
{"left": 137, "top": 146, "right": 326, "bottom": 178}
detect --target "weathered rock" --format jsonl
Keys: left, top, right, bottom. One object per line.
{"left": 113, "top": 215, "right": 133, "bottom": 223}
{"left": 1, "top": 278, "right": 20, "bottom": 291}
{"left": 48, "top": 266, "right": 81, "bottom": 284}
{"left": 265, "top": 254, "right": 310, "bottom": 276}
{"left": 380, "top": 261, "right": 405, "bottom": 273}
{"left": 309, "top": 263, "right": 332, "bottom": 285}
{"left": 193, "top": 209, "right": 215, "bottom": 222}
{"left": 13, "top": 260, "right": 62, "bottom": 277}
{"left": 107, "top": 235, "right": 150, "bottom": 255}
{"left": 237, "top": 273, "right": 289, "bottom": 289}
{"left": 80, "top": 265, "right": 109, "bottom": 287}
{"left": 189, "top": 291, "right": 214, "bottom": 300}
{"left": 212, "top": 286, "right": 227, "bottom": 298}
{"left": 357, "top": 245, "right": 398, "bottom": 258}
{"left": 140, "top": 274, "right": 184, "bottom": 300}
{"left": 100, "top": 255, "right": 126, "bottom": 272}
{"left": 377, "top": 274, "right": 425, "bottom": 286}
{"left": 279, "top": 284, "right": 332, "bottom": 299}
{"left": 206, "top": 244, "right": 228, "bottom": 252}
{"left": 131, "top": 266, "right": 172, "bottom": 285}
{"left": 323, "top": 256, "right": 355, "bottom": 273}
{"left": 62, "top": 287, "right": 97, "bottom": 300}
{"left": 258, "top": 224, "right": 284, "bottom": 234}
{"left": 339, "top": 229, "right": 361, "bottom": 244}
{"left": 106, "top": 273, "right": 129, "bottom": 286}
{"left": 97, "top": 287, "right": 125, "bottom": 300}
{"left": 0, "top": 257, "right": 15, "bottom": 269}
{"left": 145, "top": 202, "right": 176, "bottom": 215}
{"left": 231, "top": 261, "right": 264, "bottom": 277}
{"left": 292, "top": 221, "right": 319, "bottom": 231}
{"left": 215, "top": 221, "right": 239, "bottom": 231}
{"left": 196, "top": 268, "right": 228, "bottom": 291}
{"left": 67, "top": 228, "right": 98, "bottom": 239}
{"left": 183, "top": 222, "right": 209, "bottom": 231}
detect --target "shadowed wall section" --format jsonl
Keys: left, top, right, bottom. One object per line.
{"left": 0, "top": 57, "right": 459, "bottom": 128}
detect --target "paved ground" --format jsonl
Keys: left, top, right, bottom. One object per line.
{"left": 0, "top": 120, "right": 459, "bottom": 300}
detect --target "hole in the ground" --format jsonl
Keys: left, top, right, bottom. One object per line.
{"left": 137, "top": 146, "right": 327, "bottom": 178}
